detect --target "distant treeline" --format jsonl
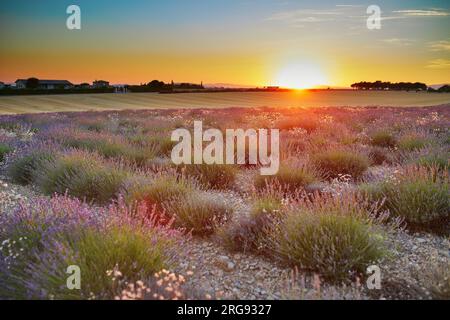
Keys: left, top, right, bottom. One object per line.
{"left": 351, "top": 81, "right": 428, "bottom": 91}
{"left": 428, "top": 85, "right": 450, "bottom": 93}
{"left": 128, "top": 80, "right": 204, "bottom": 93}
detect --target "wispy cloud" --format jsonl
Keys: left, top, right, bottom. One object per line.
{"left": 335, "top": 5, "right": 364, "bottom": 8}
{"left": 428, "top": 40, "right": 450, "bottom": 51}
{"left": 268, "top": 9, "right": 341, "bottom": 22}
{"left": 267, "top": 9, "right": 341, "bottom": 27}
{"left": 426, "top": 59, "right": 450, "bottom": 69}
{"left": 267, "top": 6, "right": 362, "bottom": 27}
{"left": 393, "top": 9, "right": 449, "bottom": 17}
{"left": 267, "top": 6, "right": 449, "bottom": 29}
{"left": 382, "top": 38, "right": 416, "bottom": 46}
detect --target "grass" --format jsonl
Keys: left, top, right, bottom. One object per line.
{"left": 129, "top": 134, "right": 175, "bottom": 157}
{"left": 276, "top": 194, "right": 389, "bottom": 282}
{"left": 254, "top": 164, "right": 317, "bottom": 192}
{"left": 57, "top": 130, "right": 157, "bottom": 166}
{"left": 0, "top": 195, "right": 177, "bottom": 299}
{"left": 370, "top": 130, "right": 397, "bottom": 148}
{"left": 362, "top": 165, "right": 449, "bottom": 232}
{"left": 36, "top": 151, "right": 128, "bottom": 204}
{"left": 163, "top": 192, "right": 233, "bottom": 235}
{"left": 0, "top": 143, "right": 12, "bottom": 162}
{"left": 183, "top": 163, "right": 237, "bottom": 190}
{"left": 47, "top": 224, "right": 172, "bottom": 299}
{"left": 312, "top": 150, "right": 369, "bottom": 180}
{"left": 250, "top": 196, "right": 283, "bottom": 218}
{"left": 8, "top": 149, "right": 54, "bottom": 185}
{"left": 413, "top": 150, "right": 449, "bottom": 171}
{"left": 398, "top": 134, "right": 429, "bottom": 151}
{"left": 124, "top": 175, "right": 194, "bottom": 213}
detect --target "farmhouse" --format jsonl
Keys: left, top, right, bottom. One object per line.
{"left": 15, "top": 79, "right": 73, "bottom": 89}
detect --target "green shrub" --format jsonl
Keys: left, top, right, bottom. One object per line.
{"left": 340, "top": 134, "right": 359, "bottom": 146}
{"left": 26, "top": 225, "right": 173, "bottom": 299}
{"left": 164, "top": 192, "right": 232, "bottom": 235}
{"left": 124, "top": 146, "right": 158, "bottom": 166}
{"left": 312, "top": 150, "right": 369, "bottom": 180}
{"left": 254, "top": 165, "right": 316, "bottom": 192}
{"left": 368, "top": 146, "right": 393, "bottom": 166}
{"left": 370, "top": 131, "right": 397, "bottom": 148}
{"left": 63, "top": 136, "right": 124, "bottom": 158}
{"left": 61, "top": 133, "right": 156, "bottom": 166}
{"left": 124, "top": 175, "right": 193, "bottom": 209}
{"left": 0, "top": 122, "right": 21, "bottom": 132}
{"left": 149, "top": 136, "right": 176, "bottom": 156}
{"left": 250, "top": 196, "right": 283, "bottom": 218}
{"left": 8, "top": 150, "right": 54, "bottom": 185}
{"left": 0, "top": 144, "right": 12, "bottom": 162}
{"left": 37, "top": 153, "right": 127, "bottom": 204}
{"left": 47, "top": 225, "right": 172, "bottom": 299}
{"left": 398, "top": 134, "right": 429, "bottom": 151}
{"left": 364, "top": 166, "right": 449, "bottom": 231}
{"left": 277, "top": 195, "right": 387, "bottom": 281}
{"left": 183, "top": 164, "right": 236, "bottom": 189}
{"left": 0, "top": 196, "right": 176, "bottom": 300}
{"left": 415, "top": 152, "right": 449, "bottom": 172}
{"left": 129, "top": 135, "right": 175, "bottom": 156}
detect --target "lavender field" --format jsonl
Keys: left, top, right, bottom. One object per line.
{"left": 0, "top": 105, "right": 449, "bottom": 300}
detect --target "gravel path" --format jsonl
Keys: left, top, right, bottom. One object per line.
{"left": 175, "top": 239, "right": 290, "bottom": 299}
{"left": 375, "top": 231, "right": 449, "bottom": 299}
{"left": 0, "top": 177, "right": 38, "bottom": 215}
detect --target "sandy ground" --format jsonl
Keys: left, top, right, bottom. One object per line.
{"left": 1, "top": 91, "right": 449, "bottom": 114}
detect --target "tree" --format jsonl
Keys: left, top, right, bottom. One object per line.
{"left": 147, "top": 80, "right": 165, "bottom": 90}
{"left": 26, "top": 77, "right": 39, "bottom": 89}
{"left": 350, "top": 81, "right": 427, "bottom": 91}
{"left": 437, "top": 85, "right": 450, "bottom": 93}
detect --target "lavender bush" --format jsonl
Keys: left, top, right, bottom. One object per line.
{"left": 0, "top": 196, "right": 180, "bottom": 299}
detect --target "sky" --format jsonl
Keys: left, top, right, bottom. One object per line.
{"left": 0, "top": 0, "right": 449, "bottom": 87}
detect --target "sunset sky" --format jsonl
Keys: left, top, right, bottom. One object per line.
{"left": 0, "top": 0, "right": 449, "bottom": 87}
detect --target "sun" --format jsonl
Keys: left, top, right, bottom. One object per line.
{"left": 275, "top": 62, "right": 327, "bottom": 89}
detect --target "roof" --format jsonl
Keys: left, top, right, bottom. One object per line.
{"left": 15, "top": 79, "right": 73, "bottom": 85}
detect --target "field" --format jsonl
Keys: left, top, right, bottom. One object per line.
{"left": 0, "top": 105, "right": 449, "bottom": 300}
{"left": 0, "top": 90, "right": 450, "bottom": 114}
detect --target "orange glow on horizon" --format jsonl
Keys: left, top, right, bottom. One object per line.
{"left": 274, "top": 62, "right": 328, "bottom": 89}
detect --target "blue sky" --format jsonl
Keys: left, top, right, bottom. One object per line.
{"left": 0, "top": 0, "right": 449, "bottom": 86}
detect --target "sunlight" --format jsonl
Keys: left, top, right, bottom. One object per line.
{"left": 275, "top": 62, "right": 327, "bottom": 89}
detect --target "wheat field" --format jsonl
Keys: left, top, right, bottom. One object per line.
{"left": 0, "top": 91, "right": 449, "bottom": 114}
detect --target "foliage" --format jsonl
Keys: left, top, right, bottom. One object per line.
{"left": 312, "top": 150, "right": 369, "bottom": 180}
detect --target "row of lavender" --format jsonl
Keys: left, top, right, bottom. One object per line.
{"left": 0, "top": 106, "right": 448, "bottom": 299}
